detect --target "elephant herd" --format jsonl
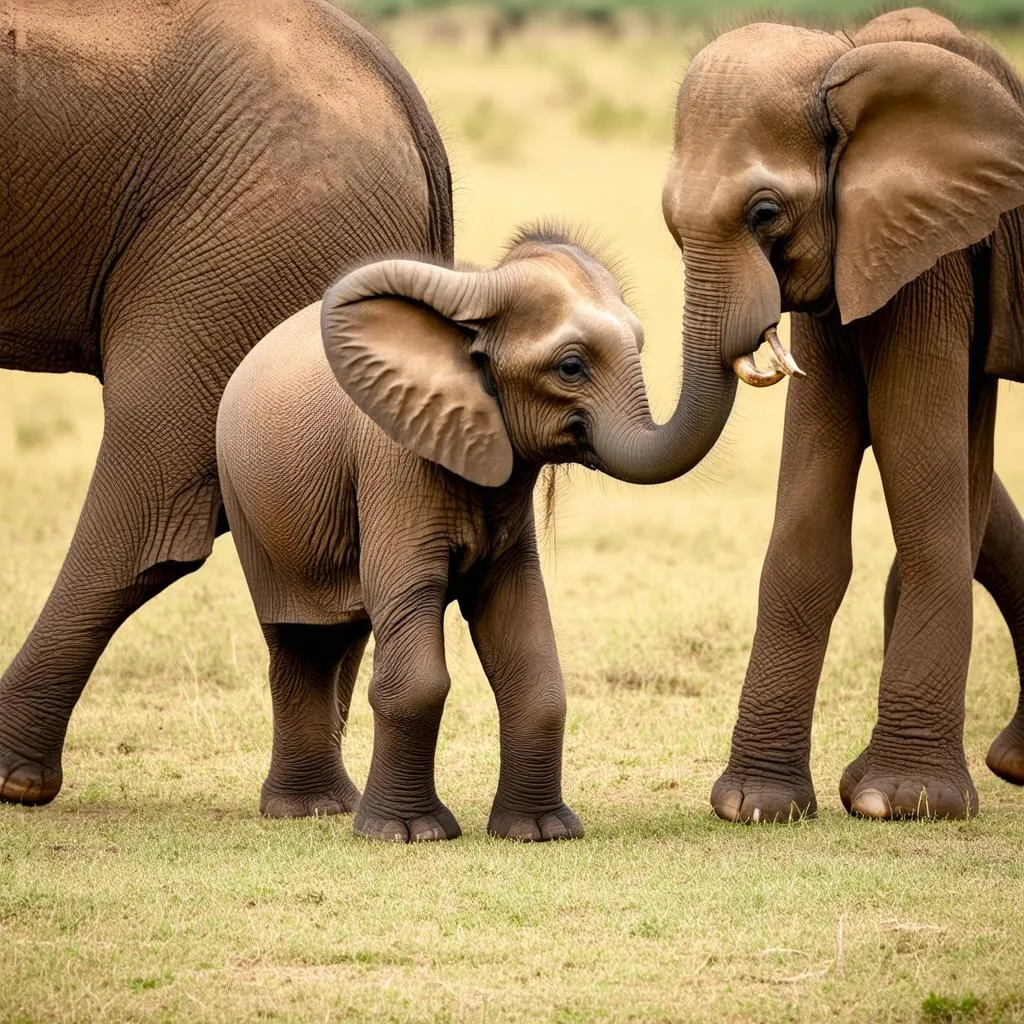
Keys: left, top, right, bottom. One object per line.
{"left": 2, "top": 0, "right": 1023, "bottom": 841}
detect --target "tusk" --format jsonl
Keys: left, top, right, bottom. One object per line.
{"left": 766, "top": 325, "right": 806, "bottom": 379}
{"left": 731, "top": 353, "right": 785, "bottom": 388}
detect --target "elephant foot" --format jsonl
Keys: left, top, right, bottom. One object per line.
{"left": 838, "top": 747, "right": 869, "bottom": 812}
{"left": 353, "top": 802, "right": 461, "bottom": 843}
{"left": 259, "top": 772, "right": 361, "bottom": 819}
{"left": 487, "top": 802, "right": 584, "bottom": 842}
{"left": 0, "top": 747, "right": 62, "bottom": 806}
{"left": 843, "top": 750, "right": 977, "bottom": 820}
{"left": 710, "top": 769, "right": 816, "bottom": 823}
{"left": 986, "top": 719, "right": 1024, "bottom": 786}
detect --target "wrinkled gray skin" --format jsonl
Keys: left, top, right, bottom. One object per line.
{"left": 217, "top": 229, "right": 674, "bottom": 841}
{"left": 0, "top": 0, "right": 452, "bottom": 805}
{"left": 662, "top": 8, "right": 1024, "bottom": 821}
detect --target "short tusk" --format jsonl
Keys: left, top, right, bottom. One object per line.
{"left": 731, "top": 353, "right": 785, "bottom": 388}
{"left": 766, "top": 325, "right": 806, "bottom": 379}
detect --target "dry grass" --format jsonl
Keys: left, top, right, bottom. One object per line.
{"left": 2, "top": 17, "right": 1024, "bottom": 1024}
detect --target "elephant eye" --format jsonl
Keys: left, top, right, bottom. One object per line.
{"left": 748, "top": 199, "right": 782, "bottom": 232}
{"left": 556, "top": 354, "right": 587, "bottom": 384}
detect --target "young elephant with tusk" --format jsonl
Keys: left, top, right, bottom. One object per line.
{"left": 216, "top": 226, "right": 676, "bottom": 842}
{"left": 661, "top": 8, "right": 1024, "bottom": 823}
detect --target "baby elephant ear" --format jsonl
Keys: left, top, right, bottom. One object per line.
{"left": 824, "top": 41, "right": 1024, "bottom": 324}
{"left": 320, "top": 260, "right": 517, "bottom": 487}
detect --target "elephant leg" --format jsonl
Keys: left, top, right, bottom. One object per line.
{"left": 465, "top": 538, "right": 582, "bottom": 842}
{"left": 259, "top": 620, "right": 369, "bottom": 818}
{"left": 353, "top": 573, "right": 459, "bottom": 843}
{"left": 842, "top": 377, "right": 999, "bottom": 810}
{"left": 845, "top": 286, "right": 982, "bottom": 821}
{"left": 0, "top": 428, "right": 209, "bottom": 805}
{"left": 711, "top": 316, "right": 867, "bottom": 823}
{"left": 976, "top": 478, "right": 1024, "bottom": 783}
{"left": 837, "top": 552, "right": 899, "bottom": 800}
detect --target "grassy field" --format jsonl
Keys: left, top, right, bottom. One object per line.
{"left": 3, "top": 15, "right": 1024, "bottom": 1024}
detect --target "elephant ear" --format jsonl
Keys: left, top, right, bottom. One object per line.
{"left": 823, "top": 41, "right": 1024, "bottom": 324}
{"left": 320, "top": 260, "right": 517, "bottom": 487}
{"left": 987, "top": 206, "right": 1024, "bottom": 382}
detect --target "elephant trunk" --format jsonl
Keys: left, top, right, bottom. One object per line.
{"left": 590, "top": 286, "right": 738, "bottom": 485}
{"left": 591, "top": 254, "right": 790, "bottom": 486}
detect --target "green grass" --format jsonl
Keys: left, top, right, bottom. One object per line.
{"left": 3, "top": 17, "right": 1024, "bottom": 1024}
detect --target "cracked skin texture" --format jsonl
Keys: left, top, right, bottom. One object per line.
{"left": 0, "top": 0, "right": 452, "bottom": 806}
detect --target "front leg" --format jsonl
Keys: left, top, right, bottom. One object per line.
{"left": 712, "top": 315, "right": 868, "bottom": 823}
{"left": 355, "top": 551, "right": 460, "bottom": 843}
{"left": 848, "top": 259, "right": 979, "bottom": 820}
{"left": 464, "top": 535, "right": 582, "bottom": 841}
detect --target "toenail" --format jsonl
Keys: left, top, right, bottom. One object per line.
{"left": 853, "top": 788, "right": 890, "bottom": 819}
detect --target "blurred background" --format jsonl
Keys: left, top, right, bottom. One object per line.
{"left": 342, "top": 0, "right": 1023, "bottom": 26}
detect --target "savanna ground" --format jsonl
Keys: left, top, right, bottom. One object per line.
{"left": 2, "top": 10, "right": 1024, "bottom": 1023}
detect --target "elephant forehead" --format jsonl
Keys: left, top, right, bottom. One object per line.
{"left": 678, "top": 24, "right": 847, "bottom": 145}
{"left": 669, "top": 25, "right": 846, "bottom": 237}
{"left": 509, "top": 256, "right": 595, "bottom": 328}
{"left": 683, "top": 23, "right": 847, "bottom": 101}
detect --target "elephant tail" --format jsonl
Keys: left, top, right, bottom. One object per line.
{"left": 410, "top": 109, "right": 454, "bottom": 268}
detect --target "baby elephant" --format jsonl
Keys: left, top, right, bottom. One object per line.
{"left": 217, "top": 227, "right": 670, "bottom": 842}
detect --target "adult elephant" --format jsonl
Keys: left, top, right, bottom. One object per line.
{"left": 659, "top": 8, "right": 1024, "bottom": 821}
{"left": 0, "top": 0, "right": 452, "bottom": 805}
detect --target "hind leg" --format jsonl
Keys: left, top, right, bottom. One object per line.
{"left": 0, "top": 420, "right": 211, "bottom": 805}
{"left": 977, "top": 478, "right": 1024, "bottom": 784}
{"left": 259, "top": 620, "right": 369, "bottom": 818}
{"left": 855, "top": 477, "right": 1024, "bottom": 793}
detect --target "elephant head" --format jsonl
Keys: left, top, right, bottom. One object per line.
{"left": 661, "top": 16, "right": 1024, "bottom": 442}
{"left": 320, "top": 228, "right": 711, "bottom": 486}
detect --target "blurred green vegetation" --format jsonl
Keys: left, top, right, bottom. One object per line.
{"left": 343, "top": 0, "right": 1024, "bottom": 27}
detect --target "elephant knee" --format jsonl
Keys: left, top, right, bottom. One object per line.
{"left": 762, "top": 538, "right": 852, "bottom": 632}
{"left": 370, "top": 663, "right": 451, "bottom": 722}
{"left": 500, "top": 681, "right": 566, "bottom": 740}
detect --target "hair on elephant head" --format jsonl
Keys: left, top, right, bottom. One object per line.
{"left": 660, "top": 12, "right": 1024, "bottom": 417}
{"left": 319, "top": 225, "right": 698, "bottom": 486}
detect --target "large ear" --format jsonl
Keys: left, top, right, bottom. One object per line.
{"left": 988, "top": 206, "right": 1024, "bottom": 382}
{"left": 823, "top": 42, "right": 1024, "bottom": 324}
{"left": 320, "top": 260, "right": 519, "bottom": 487}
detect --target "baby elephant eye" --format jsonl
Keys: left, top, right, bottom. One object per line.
{"left": 557, "top": 355, "right": 587, "bottom": 383}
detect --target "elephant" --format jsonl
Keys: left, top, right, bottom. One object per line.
{"left": 216, "top": 227, "right": 686, "bottom": 841}
{"left": 0, "top": 0, "right": 454, "bottom": 805}
{"left": 658, "top": 7, "right": 1024, "bottom": 821}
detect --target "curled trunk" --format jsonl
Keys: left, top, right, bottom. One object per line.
{"left": 591, "top": 279, "right": 742, "bottom": 485}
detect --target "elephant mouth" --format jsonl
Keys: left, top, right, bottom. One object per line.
{"left": 730, "top": 325, "right": 806, "bottom": 388}
{"left": 567, "top": 413, "right": 602, "bottom": 472}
